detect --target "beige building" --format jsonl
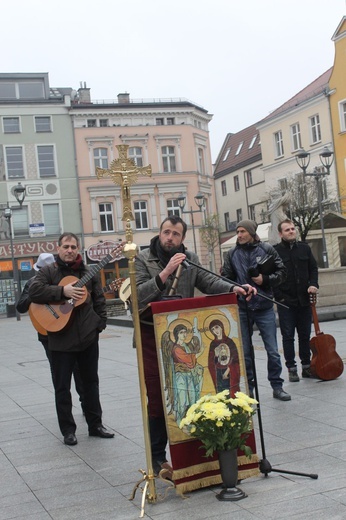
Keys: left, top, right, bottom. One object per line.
{"left": 70, "top": 88, "right": 218, "bottom": 285}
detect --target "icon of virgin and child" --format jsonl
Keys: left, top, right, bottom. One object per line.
{"left": 158, "top": 309, "right": 242, "bottom": 426}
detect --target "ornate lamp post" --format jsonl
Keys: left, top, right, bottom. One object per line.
{"left": 4, "top": 182, "right": 27, "bottom": 320}
{"left": 177, "top": 192, "right": 205, "bottom": 253}
{"left": 295, "top": 146, "right": 334, "bottom": 268}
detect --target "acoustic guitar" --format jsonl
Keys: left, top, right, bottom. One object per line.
{"left": 29, "top": 244, "right": 124, "bottom": 333}
{"left": 309, "top": 294, "right": 344, "bottom": 380}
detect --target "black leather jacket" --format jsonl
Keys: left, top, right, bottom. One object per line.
{"left": 273, "top": 240, "right": 318, "bottom": 307}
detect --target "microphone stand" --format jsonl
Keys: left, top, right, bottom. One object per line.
{"left": 185, "top": 258, "right": 318, "bottom": 480}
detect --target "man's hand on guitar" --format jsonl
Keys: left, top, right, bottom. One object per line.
{"left": 63, "top": 283, "right": 86, "bottom": 300}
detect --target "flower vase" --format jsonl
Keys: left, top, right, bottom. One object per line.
{"left": 216, "top": 449, "right": 247, "bottom": 501}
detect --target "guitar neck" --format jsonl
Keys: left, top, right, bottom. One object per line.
{"left": 311, "top": 303, "right": 321, "bottom": 335}
{"left": 75, "top": 253, "right": 114, "bottom": 289}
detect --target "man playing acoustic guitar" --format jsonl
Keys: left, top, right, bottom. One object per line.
{"left": 29, "top": 232, "right": 114, "bottom": 446}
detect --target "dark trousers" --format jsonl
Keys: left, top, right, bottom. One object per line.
{"left": 40, "top": 336, "right": 85, "bottom": 408}
{"left": 141, "top": 323, "right": 167, "bottom": 463}
{"left": 50, "top": 338, "right": 102, "bottom": 435}
{"left": 277, "top": 304, "right": 312, "bottom": 369}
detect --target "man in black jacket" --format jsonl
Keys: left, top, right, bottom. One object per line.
{"left": 274, "top": 219, "right": 318, "bottom": 382}
{"left": 29, "top": 232, "right": 114, "bottom": 446}
{"left": 222, "top": 220, "right": 291, "bottom": 401}
{"left": 17, "top": 252, "right": 85, "bottom": 409}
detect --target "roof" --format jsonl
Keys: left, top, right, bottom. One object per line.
{"left": 258, "top": 68, "right": 332, "bottom": 124}
{"left": 214, "top": 122, "right": 262, "bottom": 177}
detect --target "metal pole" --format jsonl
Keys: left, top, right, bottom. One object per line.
{"left": 190, "top": 207, "right": 197, "bottom": 254}
{"left": 316, "top": 175, "right": 329, "bottom": 268}
{"left": 7, "top": 215, "right": 21, "bottom": 321}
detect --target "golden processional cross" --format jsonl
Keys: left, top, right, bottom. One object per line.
{"left": 96, "top": 144, "right": 152, "bottom": 227}
{"left": 97, "top": 145, "right": 166, "bottom": 515}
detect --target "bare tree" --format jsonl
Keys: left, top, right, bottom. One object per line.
{"left": 268, "top": 173, "right": 337, "bottom": 242}
{"left": 200, "top": 213, "right": 221, "bottom": 270}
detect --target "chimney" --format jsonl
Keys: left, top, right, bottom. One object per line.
{"left": 117, "top": 92, "right": 130, "bottom": 104}
{"left": 78, "top": 82, "right": 91, "bottom": 103}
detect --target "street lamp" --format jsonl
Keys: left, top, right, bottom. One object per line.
{"left": 4, "top": 182, "right": 27, "bottom": 320}
{"left": 295, "top": 147, "right": 334, "bottom": 268}
{"left": 177, "top": 192, "right": 205, "bottom": 253}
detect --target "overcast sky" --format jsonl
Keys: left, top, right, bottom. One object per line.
{"left": 2, "top": 0, "right": 345, "bottom": 161}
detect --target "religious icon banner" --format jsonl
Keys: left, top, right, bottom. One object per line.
{"left": 151, "top": 293, "right": 259, "bottom": 494}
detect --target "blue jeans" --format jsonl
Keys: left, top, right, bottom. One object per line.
{"left": 277, "top": 304, "right": 312, "bottom": 369}
{"left": 239, "top": 307, "right": 284, "bottom": 390}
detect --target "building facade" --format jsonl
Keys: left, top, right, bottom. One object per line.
{"left": 70, "top": 88, "right": 218, "bottom": 285}
{"left": 0, "top": 73, "right": 81, "bottom": 313}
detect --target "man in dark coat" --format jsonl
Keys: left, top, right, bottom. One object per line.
{"left": 274, "top": 219, "right": 318, "bottom": 381}
{"left": 17, "top": 252, "right": 85, "bottom": 409}
{"left": 222, "top": 219, "right": 291, "bottom": 401}
{"left": 29, "top": 232, "right": 113, "bottom": 446}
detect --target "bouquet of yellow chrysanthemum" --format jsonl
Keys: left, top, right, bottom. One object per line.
{"left": 179, "top": 390, "right": 258, "bottom": 458}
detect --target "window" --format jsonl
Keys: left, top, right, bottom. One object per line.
{"left": 291, "top": 123, "right": 302, "bottom": 151}
{"left": 249, "top": 135, "right": 257, "bottom": 149}
{"left": 35, "top": 116, "right": 51, "bottom": 132}
{"left": 43, "top": 203, "right": 60, "bottom": 235}
{"left": 224, "top": 212, "right": 230, "bottom": 230}
{"left": 3, "top": 117, "right": 20, "bottom": 133}
{"left": 18, "top": 82, "right": 44, "bottom": 99}
{"left": 128, "top": 147, "right": 143, "bottom": 167}
{"left": 167, "top": 199, "right": 180, "bottom": 216}
{"left": 13, "top": 206, "right": 29, "bottom": 237}
{"left": 94, "top": 148, "right": 108, "bottom": 169}
{"left": 236, "top": 208, "right": 242, "bottom": 221}
{"left": 197, "top": 147, "right": 205, "bottom": 174}
{"left": 99, "top": 119, "right": 108, "bottom": 127}
{"left": 156, "top": 118, "right": 164, "bottom": 125}
{"left": 245, "top": 170, "right": 253, "bottom": 186}
{"left": 223, "top": 148, "right": 231, "bottom": 161}
{"left": 274, "top": 130, "right": 284, "bottom": 157}
{"left": 5, "top": 146, "right": 24, "bottom": 178}
{"left": 235, "top": 142, "right": 243, "bottom": 155}
{"left": 162, "top": 146, "right": 176, "bottom": 172}
{"left": 37, "top": 145, "right": 55, "bottom": 177}
{"left": 99, "top": 203, "right": 114, "bottom": 232}
{"left": 310, "top": 114, "right": 322, "bottom": 143}
{"left": 339, "top": 102, "right": 346, "bottom": 132}
{"left": 249, "top": 205, "right": 256, "bottom": 221}
{"left": 221, "top": 180, "right": 227, "bottom": 196}
{"left": 234, "top": 175, "right": 240, "bottom": 191}
{"left": 134, "top": 201, "right": 148, "bottom": 229}
{"left": 167, "top": 117, "right": 175, "bottom": 125}
{"left": 321, "top": 178, "right": 328, "bottom": 201}
{"left": 278, "top": 178, "right": 288, "bottom": 194}
{"left": 87, "top": 119, "right": 97, "bottom": 127}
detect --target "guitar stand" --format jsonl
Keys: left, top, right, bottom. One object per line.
{"left": 245, "top": 306, "right": 318, "bottom": 481}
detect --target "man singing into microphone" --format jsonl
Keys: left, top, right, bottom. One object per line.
{"left": 135, "top": 216, "right": 255, "bottom": 478}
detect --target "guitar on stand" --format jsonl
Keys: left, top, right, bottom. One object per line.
{"left": 29, "top": 243, "right": 124, "bottom": 333}
{"left": 309, "top": 294, "right": 344, "bottom": 380}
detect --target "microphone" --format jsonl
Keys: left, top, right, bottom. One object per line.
{"left": 169, "top": 248, "right": 190, "bottom": 269}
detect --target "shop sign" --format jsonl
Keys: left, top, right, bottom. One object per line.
{"left": 0, "top": 240, "right": 58, "bottom": 259}
{"left": 87, "top": 241, "right": 121, "bottom": 263}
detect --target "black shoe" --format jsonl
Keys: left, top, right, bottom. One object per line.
{"left": 288, "top": 369, "right": 300, "bottom": 382}
{"left": 89, "top": 425, "right": 114, "bottom": 438}
{"left": 273, "top": 389, "right": 291, "bottom": 401}
{"left": 302, "top": 367, "right": 312, "bottom": 378}
{"left": 64, "top": 433, "right": 77, "bottom": 445}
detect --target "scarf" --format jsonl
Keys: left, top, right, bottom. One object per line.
{"left": 149, "top": 235, "right": 185, "bottom": 268}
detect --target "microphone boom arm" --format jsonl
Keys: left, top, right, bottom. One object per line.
{"left": 185, "top": 259, "right": 288, "bottom": 309}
